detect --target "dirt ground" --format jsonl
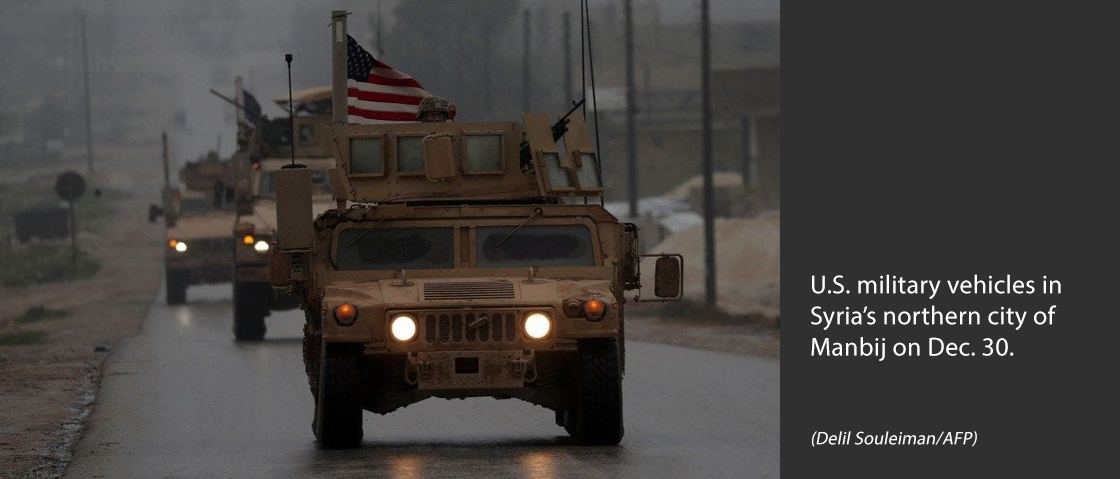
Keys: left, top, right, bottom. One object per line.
{"left": 627, "top": 311, "right": 780, "bottom": 359}
{"left": 0, "top": 149, "right": 162, "bottom": 479}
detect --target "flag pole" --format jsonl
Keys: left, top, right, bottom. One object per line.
{"left": 331, "top": 10, "right": 348, "bottom": 126}
{"left": 234, "top": 76, "right": 245, "bottom": 125}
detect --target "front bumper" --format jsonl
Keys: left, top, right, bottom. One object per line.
{"left": 410, "top": 350, "right": 535, "bottom": 390}
{"left": 235, "top": 263, "right": 270, "bottom": 283}
{"left": 166, "top": 258, "right": 231, "bottom": 285}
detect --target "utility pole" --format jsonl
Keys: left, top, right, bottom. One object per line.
{"left": 162, "top": 132, "right": 170, "bottom": 189}
{"left": 376, "top": 0, "right": 384, "bottom": 58}
{"left": 644, "top": 63, "right": 652, "bottom": 125}
{"left": 523, "top": 9, "right": 531, "bottom": 112}
{"left": 701, "top": 0, "right": 717, "bottom": 307}
{"left": 625, "top": 0, "right": 638, "bottom": 218}
{"left": 741, "top": 117, "right": 753, "bottom": 185}
{"left": 81, "top": 14, "right": 94, "bottom": 173}
{"left": 563, "top": 11, "right": 573, "bottom": 102}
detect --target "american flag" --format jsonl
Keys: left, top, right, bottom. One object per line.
{"left": 347, "top": 35, "right": 453, "bottom": 124}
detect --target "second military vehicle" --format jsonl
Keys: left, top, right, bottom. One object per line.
{"left": 230, "top": 86, "right": 337, "bottom": 340}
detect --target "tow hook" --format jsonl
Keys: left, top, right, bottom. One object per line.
{"left": 417, "top": 358, "right": 431, "bottom": 379}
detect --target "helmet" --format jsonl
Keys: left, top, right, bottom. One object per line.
{"left": 417, "top": 96, "right": 452, "bottom": 122}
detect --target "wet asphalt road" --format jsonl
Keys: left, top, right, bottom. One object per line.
{"left": 63, "top": 283, "right": 780, "bottom": 479}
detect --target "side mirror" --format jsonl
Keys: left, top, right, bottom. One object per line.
{"left": 654, "top": 255, "right": 683, "bottom": 298}
{"left": 423, "top": 134, "right": 457, "bottom": 181}
{"left": 148, "top": 204, "right": 163, "bottom": 223}
{"left": 634, "top": 253, "right": 684, "bottom": 302}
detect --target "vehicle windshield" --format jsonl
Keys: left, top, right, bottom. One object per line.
{"left": 258, "top": 169, "right": 334, "bottom": 197}
{"left": 477, "top": 225, "right": 595, "bottom": 268}
{"left": 336, "top": 227, "right": 455, "bottom": 271}
{"left": 333, "top": 224, "right": 598, "bottom": 271}
{"left": 178, "top": 198, "right": 212, "bottom": 216}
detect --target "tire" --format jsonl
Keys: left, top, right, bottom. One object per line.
{"left": 314, "top": 343, "right": 363, "bottom": 449}
{"left": 562, "top": 338, "right": 624, "bottom": 445}
{"left": 166, "top": 270, "right": 187, "bottom": 306}
{"left": 233, "top": 282, "right": 268, "bottom": 341}
{"left": 303, "top": 310, "right": 322, "bottom": 398}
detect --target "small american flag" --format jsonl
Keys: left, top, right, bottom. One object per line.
{"left": 347, "top": 35, "right": 452, "bottom": 124}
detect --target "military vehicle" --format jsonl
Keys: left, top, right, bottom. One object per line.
{"left": 150, "top": 144, "right": 237, "bottom": 305}
{"left": 269, "top": 96, "right": 684, "bottom": 447}
{"left": 230, "top": 87, "right": 337, "bottom": 340}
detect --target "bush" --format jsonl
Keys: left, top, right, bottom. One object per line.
{"left": 0, "top": 243, "right": 101, "bottom": 287}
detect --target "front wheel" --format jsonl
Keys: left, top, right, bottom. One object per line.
{"left": 166, "top": 270, "right": 187, "bottom": 305}
{"left": 233, "top": 282, "right": 268, "bottom": 341}
{"left": 314, "top": 343, "right": 363, "bottom": 449}
{"left": 562, "top": 338, "right": 624, "bottom": 445}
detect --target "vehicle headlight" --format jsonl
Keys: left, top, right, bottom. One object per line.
{"left": 523, "top": 312, "right": 552, "bottom": 339}
{"left": 173, "top": 240, "right": 188, "bottom": 253}
{"left": 390, "top": 314, "right": 417, "bottom": 342}
{"left": 254, "top": 240, "right": 270, "bottom": 253}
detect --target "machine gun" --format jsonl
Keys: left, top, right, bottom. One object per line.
{"left": 519, "top": 99, "right": 586, "bottom": 170}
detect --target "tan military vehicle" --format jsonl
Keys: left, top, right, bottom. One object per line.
{"left": 230, "top": 88, "right": 337, "bottom": 340}
{"left": 149, "top": 136, "right": 236, "bottom": 305}
{"left": 161, "top": 188, "right": 235, "bottom": 304}
{"left": 270, "top": 109, "right": 683, "bottom": 448}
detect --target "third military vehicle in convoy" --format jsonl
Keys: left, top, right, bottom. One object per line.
{"left": 270, "top": 103, "right": 683, "bottom": 447}
{"left": 150, "top": 135, "right": 235, "bottom": 305}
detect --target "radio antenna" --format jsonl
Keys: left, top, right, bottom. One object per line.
{"left": 285, "top": 53, "right": 296, "bottom": 166}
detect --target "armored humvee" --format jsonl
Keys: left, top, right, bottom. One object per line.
{"left": 230, "top": 87, "right": 337, "bottom": 340}
{"left": 270, "top": 110, "right": 683, "bottom": 448}
{"left": 150, "top": 147, "right": 236, "bottom": 305}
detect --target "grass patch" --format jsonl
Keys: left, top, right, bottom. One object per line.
{"left": 0, "top": 330, "right": 48, "bottom": 346}
{"left": 0, "top": 177, "right": 57, "bottom": 235}
{"left": 0, "top": 175, "right": 119, "bottom": 237}
{"left": 0, "top": 243, "right": 101, "bottom": 287}
{"left": 13, "top": 305, "right": 68, "bottom": 325}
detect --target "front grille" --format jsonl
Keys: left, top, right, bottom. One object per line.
{"left": 189, "top": 237, "right": 234, "bottom": 256}
{"left": 423, "top": 281, "right": 515, "bottom": 301}
{"left": 424, "top": 311, "right": 520, "bottom": 344}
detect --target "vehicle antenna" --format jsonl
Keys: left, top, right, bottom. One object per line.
{"left": 286, "top": 53, "right": 296, "bottom": 166}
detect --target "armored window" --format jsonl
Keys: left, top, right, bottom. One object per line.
{"left": 178, "top": 198, "right": 212, "bottom": 215}
{"left": 476, "top": 225, "right": 596, "bottom": 268}
{"left": 464, "top": 134, "right": 503, "bottom": 172}
{"left": 350, "top": 138, "right": 384, "bottom": 174}
{"left": 336, "top": 227, "right": 455, "bottom": 270}
{"left": 575, "top": 152, "right": 602, "bottom": 188}
{"left": 542, "top": 152, "right": 571, "bottom": 188}
{"left": 396, "top": 136, "right": 425, "bottom": 174}
{"left": 298, "top": 124, "right": 316, "bottom": 144}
